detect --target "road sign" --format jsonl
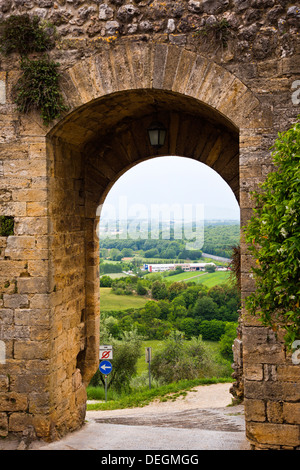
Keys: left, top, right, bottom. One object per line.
{"left": 145, "top": 347, "right": 152, "bottom": 363}
{"left": 100, "top": 345, "right": 113, "bottom": 360}
{"left": 99, "top": 360, "right": 112, "bottom": 375}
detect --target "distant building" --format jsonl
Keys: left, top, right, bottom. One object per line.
{"left": 144, "top": 262, "right": 216, "bottom": 273}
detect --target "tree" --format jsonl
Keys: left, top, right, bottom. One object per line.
{"left": 121, "top": 247, "right": 133, "bottom": 257}
{"left": 140, "top": 301, "right": 161, "bottom": 325}
{"left": 168, "top": 281, "right": 186, "bottom": 301}
{"left": 205, "top": 264, "right": 216, "bottom": 273}
{"left": 144, "top": 248, "right": 159, "bottom": 258}
{"left": 150, "top": 331, "right": 213, "bottom": 384}
{"left": 192, "top": 295, "right": 218, "bottom": 320}
{"left": 100, "top": 275, "right": 112, "bottom": 287}
{"left": 136, "top": 281, "right": 148, "bottom": 296}
{"left": 110, "top": 248, "right": 123, "bottom": 261}
{"left": 198, "top": 319, "right": 226, "bottom": 341}
{"left": 178, "top": 317, "right": 198, "bottom": 339}
{"left": 219, "top": 322, "right": 238, "bottom": 361}
{"left": 157, "top": 300, "right": 170, "bottom": 320}
{"left": 151, "top": 280, "right": 168, "bottom": 300}
{"left": 244, "top": 118, "right": 300, "bottom": 347}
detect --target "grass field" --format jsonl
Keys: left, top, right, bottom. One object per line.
{"left": 145, "top": 270, "right": 231, "bottom": 287}
{"left": 192, "top": 271, "right": 231, "bottom": 287}
{"left": 164, "top": 271, "right": 207, "bottom": 282}
{"left": 100, "top": 272, "right": 232, "bottom": 312}
{"left": 100, "top": 287, "right": 150, "bottom": 311}
{"left": 100, "top": 272, "right": 129, "bottom": 279}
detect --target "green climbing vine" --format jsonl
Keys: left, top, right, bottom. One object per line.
{"left": 14, "top": 56, "right": 67, "bottom": 125}
{"left": 243, "top": 117, "right": 300, "bottom": 348}
{"left": 0, "top": 14, "right": 67, "bottom": 125}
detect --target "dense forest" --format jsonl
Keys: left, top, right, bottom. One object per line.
{"left": 100, "top": 222, "right": 239, "bottom": 260}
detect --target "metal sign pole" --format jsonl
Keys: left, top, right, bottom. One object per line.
{"left": 145, "top": 347, "right": 152, "bottom": 390}
{"left": 105, "top": 375, "right": 107, "bottom": 403}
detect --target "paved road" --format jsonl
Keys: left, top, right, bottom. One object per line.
{"left": 34, "top": 420, "right": 249, "bottom": 451}
{"left": 32, "top": 384, "right": 250, "bottom": 451}
{"left": 202, "top": 253, "right": 231, "bottom": 263}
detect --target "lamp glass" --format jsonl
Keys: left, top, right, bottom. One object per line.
{"left": 148, "top": 121, "right": 166, "bottom": 148}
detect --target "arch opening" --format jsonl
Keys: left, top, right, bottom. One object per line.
{"left": 98, "top": 155, "right": 240, "bottom": 243}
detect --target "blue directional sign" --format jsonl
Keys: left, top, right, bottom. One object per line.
{"left": 99, "top": 360, "right": 112, "bottom": 375}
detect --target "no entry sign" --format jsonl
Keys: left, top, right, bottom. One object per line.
{"left": 99, "top": 344, "right": 113, "bottom": 360}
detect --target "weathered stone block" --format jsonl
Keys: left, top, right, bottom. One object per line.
{"left": 244, "top": 398, "right": 266, "bottom": 422}
{"left": 242, "top": 326, "right": 285, "bottom": 364}
{"left": 0, "top": 392, "right": 28, "bottom": 412}
{"left": 9, "top": 412, "right": 33, "bottom": 433}
{"left": 0, "top": 412, "right": 8, "bottom": 437}
{"left": 244, "top": 364, "right": 263, "bottom": 381}
{"left": 283, "top": 403, "right": 300, "bottom": 425}
{"left": 277, "top": 365, "right": 300, "bottom": 383}
{"left": 3, "top": 294, "right": 29, "bottom": 309}
{"left": 17, "top": 277, "right": 49, "bottom": 295}
{"left": 247, "top": 422, "right": 300, "bottom": 447}
{"left": 267, "top": 401, "right": 283, "bottom": 424}
{"left": 32, "top": 415, "right": 51, "bottom": 439}
{"left": 0, "top": 375, "right": 9, "bottom": 392}
{"left": 14, "top": 341, "right": 50, "bottom": 361}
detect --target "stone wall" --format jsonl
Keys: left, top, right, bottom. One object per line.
{"left": 0, "top": 0, "right": 299, "bottom": 448}
{"left": 1, "top": 0, "right": 299, "bottom": 62}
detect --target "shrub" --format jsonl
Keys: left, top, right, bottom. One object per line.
{"left": 14, "top": 56, "right": 67, "bottom": 125}
{"left": 244, "top": 118, "right": 300, "bottom": 347}
{"left": 0, "top": 216, "right": 14, "bottom": 236}
{"left": 100, "top": 275, "right": 113, "bottom": 287}
{"left": 150, "top": 331, "right": 213, "bottom": 384}
{"left": 198, "top": 320, "right": 226, "bottom": 341}
{"left": 136, "top": 282, "right": 148, "bottom": 296}
{"left": 219, "top": 322, "right": 238, "bottom": 361}
{"left": 0, "top": 15, "right": 54, "bottom": 55}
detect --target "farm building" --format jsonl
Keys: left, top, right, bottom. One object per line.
{"left": 144, "top": 262, "right": 216, "bottom": 273}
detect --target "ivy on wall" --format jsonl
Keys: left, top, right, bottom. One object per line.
{"left": 14, "top": 56, "right": 67, "bottom": 125}
{"left": 0, "top": 216, "right": 14, "bottom": 236}
{"left": 244, "top": 117, "right": 300, "bottom": 348}
{"left": 0, "top": 14, "right": 67, "bottom": 124}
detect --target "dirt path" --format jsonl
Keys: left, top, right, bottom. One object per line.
{"left": 87, "top": 382, "right": 236, "bottom": 417}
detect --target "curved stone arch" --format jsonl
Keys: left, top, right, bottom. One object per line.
{"left": 50, "top": 42, "right": 266, "bottom": 137}
{"left": 45, "top": 42, "right": 273, "bottom": 439}
{"left": 47, "top": 42, "right": 268, "bottom": 385}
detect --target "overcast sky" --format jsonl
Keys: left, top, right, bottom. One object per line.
{"left": 102, "top": 156, "right": 240, "bottom": 222}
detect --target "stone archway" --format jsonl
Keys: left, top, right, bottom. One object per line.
{"left": 2, "top": 41, "right": 288, "bottom": 447}
{"left": 44, "top": 43, "right": 268, "bottom": 440}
